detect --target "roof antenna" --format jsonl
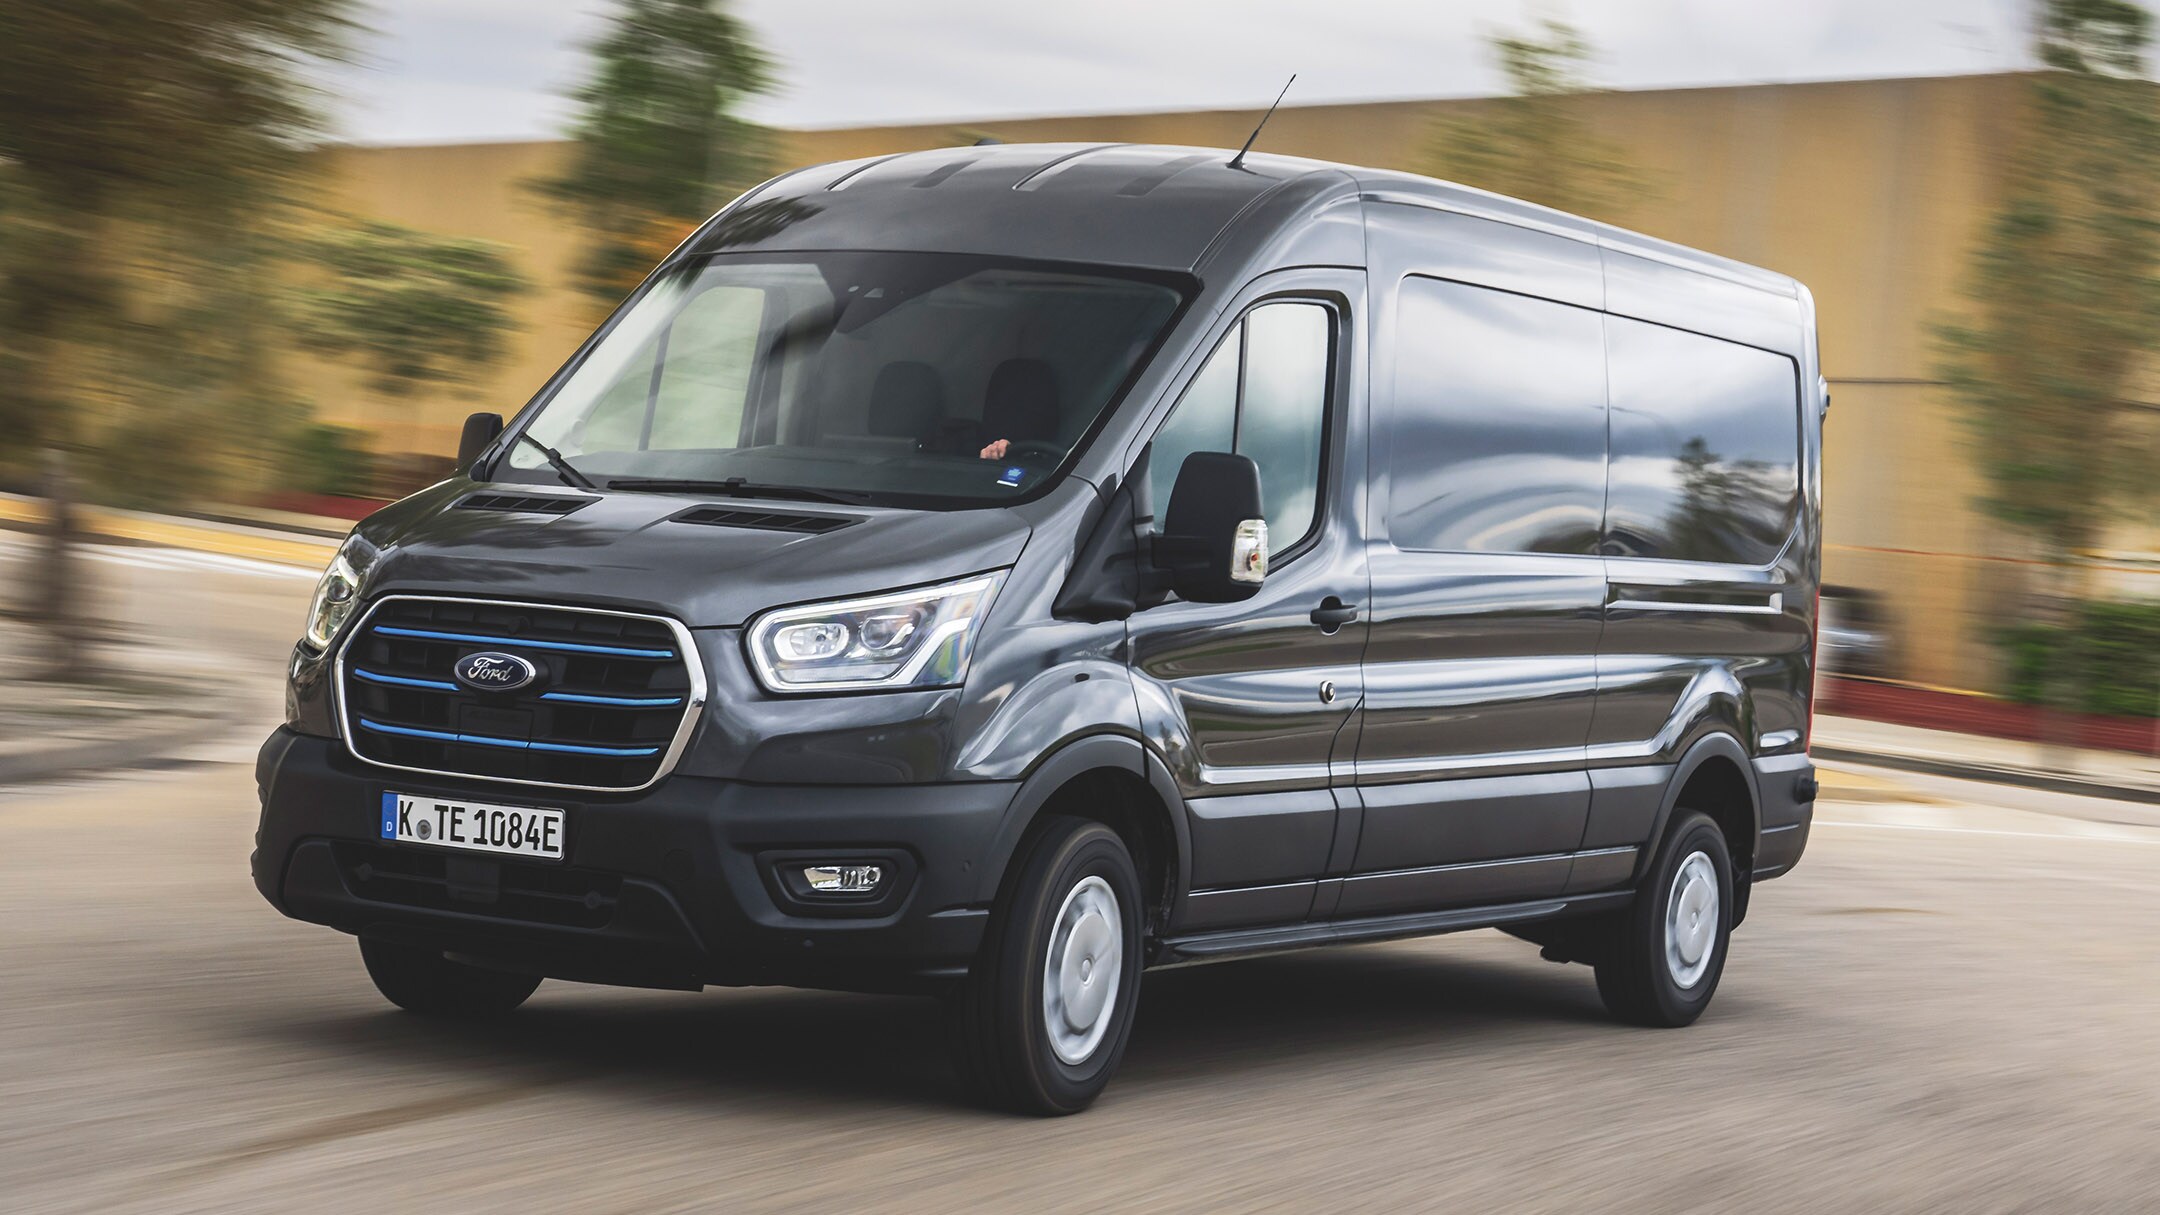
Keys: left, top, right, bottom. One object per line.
{"left": 1228, "top": 74, "right": 1296, "bottom": 170}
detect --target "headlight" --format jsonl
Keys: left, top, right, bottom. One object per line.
{"left": 303, "top": 535, "right": 376, "bottom": 650}
{"left": 747, "top": 572, "right": 1005, "bottom": 693}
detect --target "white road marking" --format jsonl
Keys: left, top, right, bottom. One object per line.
{"left": 1816, "top": 818, "right": 2160, "bottom": 845}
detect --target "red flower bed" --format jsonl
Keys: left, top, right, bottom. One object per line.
{"left": 1820, "top": 676, "right": 2160, "bottom": 757}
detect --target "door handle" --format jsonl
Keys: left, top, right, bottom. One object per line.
{"left": 1310, "top": 596, "right": 1360, "bottom": 632}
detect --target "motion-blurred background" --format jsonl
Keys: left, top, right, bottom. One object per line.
{"left": 1, "top": 0, "right": 2155, "bottom": 757}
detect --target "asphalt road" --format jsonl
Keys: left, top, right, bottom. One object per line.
{"left": 4, "top": 540, "right": 2158, "bottom": 1214}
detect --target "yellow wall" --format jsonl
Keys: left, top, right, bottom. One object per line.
{"left": 307, "top": 74, "right": 2087, "bottom": 689}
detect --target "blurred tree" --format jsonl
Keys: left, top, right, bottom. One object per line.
{"left": 539, "top": 0, "right": 774, "bottom": 305}
{"left": 0, "top": 0, "right": 356, "bottom": 676}
{"left": 1939, "top": 0, "right": 2160, "bottom": 715}
{"left": 291, "top": 220, "right": 527, "bottom": 398}
{"left": 1423, "top": 18, "right": 1653, "bottom": 222}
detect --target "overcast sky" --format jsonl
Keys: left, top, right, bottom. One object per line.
{"left": 328, "top": 0, "right": 2038, "bottom": 145}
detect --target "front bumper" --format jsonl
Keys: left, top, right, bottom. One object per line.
{"left": 251, "top": 728, "right": 1016, "bottom": 993}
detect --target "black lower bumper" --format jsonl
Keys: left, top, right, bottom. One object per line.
{"left": 1751, "top": 752, "right": 1816, "bottom": 880}
{"left": 252, "top": 729, "right": 1017, "bottom": 993}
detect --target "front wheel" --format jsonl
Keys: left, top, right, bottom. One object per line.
{"left": 1593, "top": 810, "right": 1733, "bottom": 1027}
{"left": 949, "top": 817, "right": 1143, "bottom": 1115}
{"left": 359, "top": 938, "right": 541, "bottom": 1019}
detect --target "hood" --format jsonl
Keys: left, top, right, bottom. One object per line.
{"left": 354, "top": 480, "right": 1033, "bottom": 628}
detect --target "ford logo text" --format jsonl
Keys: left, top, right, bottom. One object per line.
{"left": 453, "top": 651, "right": 539, "bottom": 693}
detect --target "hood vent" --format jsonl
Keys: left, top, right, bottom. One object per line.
{"left": 672, "top": 505, "right": 859, "bottom": 535}
{"left": 456, "top": 492, "right": 593, "bottom": 516}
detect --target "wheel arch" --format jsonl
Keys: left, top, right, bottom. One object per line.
{"left": 974, "top": 733, "right": 1190, "bottom": 936}
{"left": 1638, "top": 731, "right": 1762, "bottom": 918}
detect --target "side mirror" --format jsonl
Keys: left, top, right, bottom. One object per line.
{"left": 1153, "top": 451, "right": 1268, "bottom": 602}
{"left": 457, "top": 412, "right": 504, "bottom": 473}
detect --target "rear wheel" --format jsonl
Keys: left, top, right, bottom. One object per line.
{"left": 949, "top": 817, "right": 1143, "bottom": 1115}
{"left": 1593, "top": 810, "right": 1733, "bottom": 1027}
{"left": 359, "top": 938, "right": 541, "bottom": 1019}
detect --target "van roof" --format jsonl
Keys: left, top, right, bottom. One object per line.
{"left": 684, "top": 143, "right": 1796, "bottom": 297}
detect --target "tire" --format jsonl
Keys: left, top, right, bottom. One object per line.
{"left": 949, "top": 817, "right": 1144, "bottom": 1115}
{"left": 1593, "top": 810, "right": 1733, "bottom": 1027}
{"left": 359, "top": 938, "right": 541, "bottom": 1019}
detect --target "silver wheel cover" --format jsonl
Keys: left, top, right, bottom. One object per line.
{"left": 1664, "top": 850, "right": 1720, "bottom": 990}
{"left": 1042, "top": 874, "right": 1123, "bottom": 1065}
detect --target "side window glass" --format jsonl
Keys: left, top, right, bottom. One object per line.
{"left": 1604, "top": 315, "right": 1801, "bottom": 564}
{"left": 1145, "top": 300, "right": 1332, "bottom": 547}
{"left": 1147, "top": 324, "right": 1239, "bottom": 528}
{"left": 1384, "top": 277, "right": 1606, "bottom": 555}
{"left": 1240, "top": 303, "right": 1329, "bottom": 543}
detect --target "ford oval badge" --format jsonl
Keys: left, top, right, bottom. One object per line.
{"left": 453, "top": 651, "right": 538, "bottom": 693}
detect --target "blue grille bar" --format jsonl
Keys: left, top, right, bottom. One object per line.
{"left": 358, "top": 717, "right": 662, "bottom": 757}
{"left": 353, "top": 669, "right": 459, "bottom": 692}
{"left": 540, "top": 691, "right": 686, "bottom": 707}
{"left": 371, "top": 625, "right": 675, "bottom": 659}
{"left": 355, "top": 668, "right": 681, "bottom": 707}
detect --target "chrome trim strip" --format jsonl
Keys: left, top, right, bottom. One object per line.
{"left": 1188, "top": 879, "right": 1319, "bottom": 898}
{"left": 1352, "top": 731, "right": 1709, "bottom": 784}
{"left": 334, "top": 594, "right": 709, "bottom": 795}
{"left": 1352, "top": 745, "right": 1588, "bottom": 780}
{"left": 1759, "top": 728, "right": 1802, "bottom": 750}
{"left": 1192, "top": 761, "right": 1337, "bottom": 788}
{"left": 1609, "top": 593, "right": 1784, "bottom": 616}
{"left": 1344, "top": 851, "right": 1576, "bottom": 883}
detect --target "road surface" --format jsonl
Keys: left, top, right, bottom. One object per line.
{"left": 4, "top": 536, "right": 2157, "bottom": 1213}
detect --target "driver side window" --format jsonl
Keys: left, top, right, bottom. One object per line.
{"left": 1146, "top": 300, "right": 1331, "bottom": 547}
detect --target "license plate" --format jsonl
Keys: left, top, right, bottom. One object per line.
{"left": 380, "top": 792, "right": 565, "bottom": 861}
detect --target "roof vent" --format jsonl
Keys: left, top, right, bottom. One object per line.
{"left": 672, "top": 506, "right": 858, "bottom": 535}
{"left": 455, "top": 492, "right": 592, "bottom": 516}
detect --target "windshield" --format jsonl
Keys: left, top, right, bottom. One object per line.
{"left": 500, "top": 251, "right": 1189, "bottom": 506}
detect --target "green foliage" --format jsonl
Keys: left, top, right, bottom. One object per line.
{"left": 0, "top": 0, "right": 358, "bottom": 504}
{"left": 291, "top": 220, "right": 527, "bottom": 397}
{"left": 1938, "top": 0, "right": 2160, "bottom": 560}
{"left": 282, "top": 423, "right": 377, "bottom": 498}
{"left": 538, "top": 0, "right": 774, "bottom": 304}
{"left": 73, "top": 220, "right": 312, "bottom": 508}
{"left": 1424, "top": 18, "right": 1653, "bottom": 222}
{"left": 1999, "top": 600, "right": 2160, "bottom": 717}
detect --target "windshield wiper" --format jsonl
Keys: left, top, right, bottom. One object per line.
{"left": 512, "top": 433, "right": 597, "bottom": 490}
{"left": 602, "top": 476, "right": 873, "bottom": 506}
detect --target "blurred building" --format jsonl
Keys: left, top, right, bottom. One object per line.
{"left": 308, "top": 72, "right": 2156, "bottom": 692}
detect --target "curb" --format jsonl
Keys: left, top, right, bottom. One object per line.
{"left": 1812, "top": 744, "right": 2160, "bottom": 806}
{"left": 0, "top": 679, "right": 251, "bottom": 787}
{"left": 0, "top": 495, "right": 336, "bottom": 567}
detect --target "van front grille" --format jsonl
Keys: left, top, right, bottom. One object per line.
{"left": 339, "top": 597, "right": 701, "bottom": 791}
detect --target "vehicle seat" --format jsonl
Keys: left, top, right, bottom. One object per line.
{"left": 862, "top": 361, "right": 945, "bottom": 448}
{"left": 980, "top": 358, "right": 1060, "bottom": 450}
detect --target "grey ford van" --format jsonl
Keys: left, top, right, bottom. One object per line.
{"left": 255, "top": 143, "right": 1821, "bottom": 1114}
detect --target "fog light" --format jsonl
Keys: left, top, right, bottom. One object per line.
{"left": 802, "top": 864, "right": 884, "bottom": 893}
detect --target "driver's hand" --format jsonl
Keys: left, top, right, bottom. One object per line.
{"left": 979, "top": 438, "right": 1010, "bottom": 460}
